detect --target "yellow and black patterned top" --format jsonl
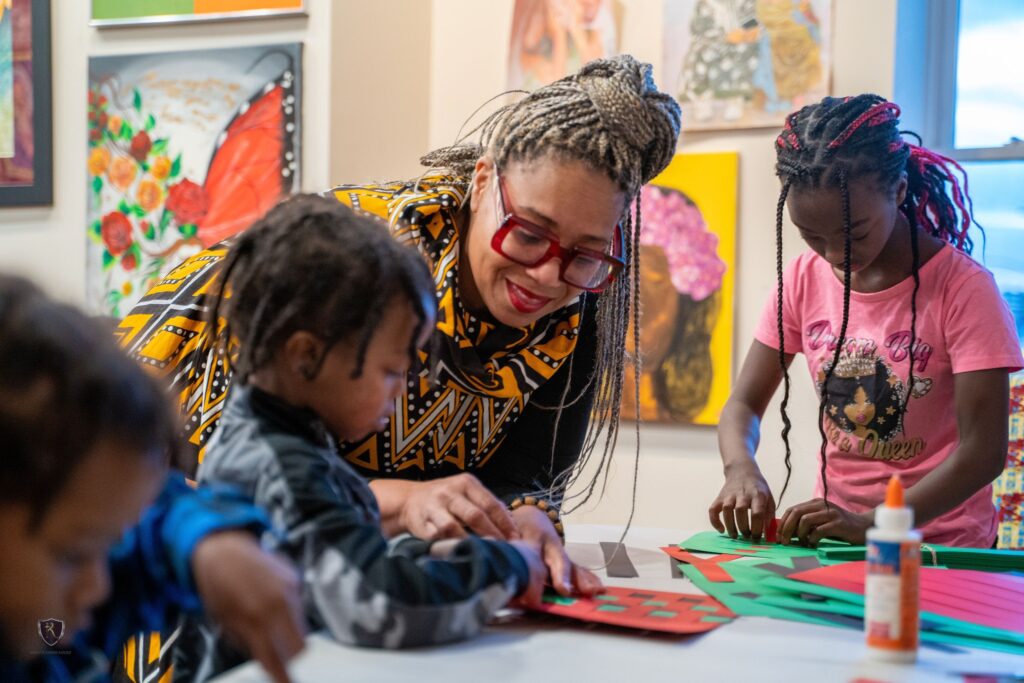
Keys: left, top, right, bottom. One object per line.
{"left": 115, "top": 176, "right": 599, "bottom": 493}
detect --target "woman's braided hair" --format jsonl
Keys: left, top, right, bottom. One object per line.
{"left": 773, "top": 94, "right": 978, "bottom": 506}
{"left": 422, "top": 55, "right": 681, "bottom": 514}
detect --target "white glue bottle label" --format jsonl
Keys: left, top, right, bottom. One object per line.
{"left": 865, "top": 474, "right": 921, "bottom": 662}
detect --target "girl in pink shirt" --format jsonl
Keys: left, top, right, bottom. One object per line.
{"left": 709, "top": 94, "right": 1023, "bottom": 548}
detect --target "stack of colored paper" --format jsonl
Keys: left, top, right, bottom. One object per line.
{"left": 817, "top": 543, "right": 1024, "bottom": 571}
{"left": 672, "top": 532, "right": 1024, "bottom": 656}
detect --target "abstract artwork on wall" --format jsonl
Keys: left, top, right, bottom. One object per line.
{"left": 663, "top": 0, "right": 832, "bottom": 131}
{"left": 0, "top": 0, "right": 51, "bottom": 207}
{"left": 86, "top": 43, "right": 301, "bottom": 316}
{"left": 91, "top": 0, "right": 305, "bottom": 27}
{"left": 507, "top": 0, "right": 622, "bottom": 90}
{"left": 622, "top": 152, "right": 737, "bottom": 426}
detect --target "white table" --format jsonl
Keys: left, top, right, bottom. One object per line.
{"left": 214, "top": 526, "right": 1024, "bottom": 683}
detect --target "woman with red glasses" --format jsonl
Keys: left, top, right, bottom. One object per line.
{"left": 117, "top": 54, "right": 680, "bottom": 595}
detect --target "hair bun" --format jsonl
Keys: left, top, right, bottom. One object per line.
{"left": 575, "top": 55, "right": 681, "bottom": 188}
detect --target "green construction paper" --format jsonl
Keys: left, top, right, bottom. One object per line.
{"left": 758, "top": 574, "right": 1024, "bottom": 645}
{"left": 818, "top": 544, "right": 1024, "bottom": 572}
{"left": 678, "top": 562, "right": 845, "bottom": 628}
{"left": 701, "top": 616, "right": 733, "bottom": 623}
{"left": 679, "top": 531, "right": 848, "bottom": 562}
{"left": 677, "top": 551, "right": 1024, "bottom": 656}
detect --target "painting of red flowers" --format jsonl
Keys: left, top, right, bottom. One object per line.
{"left": 86, "top": 43, "right": 301, "bottom": 316}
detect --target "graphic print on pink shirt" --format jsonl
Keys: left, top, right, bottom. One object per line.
{"left": 809, "top": 327, "right": 933, "bottom": 462}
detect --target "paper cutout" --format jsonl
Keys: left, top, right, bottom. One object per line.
{"left": 766, "top": 517, "right": 780, "bottom": 543}
{"left": 600, "top": 542, "right": 639, "bottom": 578}
{"left": 818, "top": 543, "right": 1024, "bottom": 571}
{"left": 531, "top": 586, "right": 735, "bottom": 635}
{"left": 659, "top": 546, "right": 744, "bottom": 582}
{"left": 679, "top": 531, "right": 848, "bottom": 561}
{"left": 790, "top": 562, "right": 1024, "bottom": 634}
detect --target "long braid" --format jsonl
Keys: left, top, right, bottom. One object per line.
{"left": 776, "top": 181, "right": 795, "bottom": 504}
{"left": 424, "top": 55, "right": 681, "bottom": 518}
{"left": 815, "top": 170, "right": 854, "bottom": 507}
{"left": 904, "top": 218, "right": 921, "bottom": 430}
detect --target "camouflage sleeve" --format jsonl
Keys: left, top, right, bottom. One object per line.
{"left": 263, "top": 448, "right": 530, "bottom": 649}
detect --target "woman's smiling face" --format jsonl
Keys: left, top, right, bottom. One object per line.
{"left": 462, "top": 155, "right": 627, "bottom": 327}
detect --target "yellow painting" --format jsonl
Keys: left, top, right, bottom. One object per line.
{"left": 622, "top": 152, "right": 737, "bottom": 425}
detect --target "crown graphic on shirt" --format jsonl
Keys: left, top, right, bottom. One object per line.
{"left": 832, "top": 347, "right": 876, "bottom": 379}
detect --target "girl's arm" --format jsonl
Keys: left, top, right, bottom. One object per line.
{"left": 710, "top": 340, "right": 793, "bottom": 539}
{"left": 903, "top": 368, "right": 1009, "bottom": 524}
{"left": 780, "top": 369, "right": 1011, "bottom": 547}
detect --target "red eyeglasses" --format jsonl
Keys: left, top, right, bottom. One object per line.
{"left": 490, "top": 168, "right": 625, "bottom": 293}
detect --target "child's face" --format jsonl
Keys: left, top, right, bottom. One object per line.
{"left": 305, "top": 296, "right": 434, "bottom": 443}
{"left": 788, "top": 175, "right": 908, "bottom": 274}
{"left": 0, "top": 441, "right": 164, "bottom": 659}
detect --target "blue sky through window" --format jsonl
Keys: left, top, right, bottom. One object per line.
{"left": 955, "top": 0, "right": 1024, "bottom": 149}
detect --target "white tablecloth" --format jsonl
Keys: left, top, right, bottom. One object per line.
{"left": 213, "top": 525, "right": 1023, "bottom": 683}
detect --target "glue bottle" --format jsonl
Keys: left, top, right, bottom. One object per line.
{"left": 865, "top": 474, "right": 921, "bottom": 662}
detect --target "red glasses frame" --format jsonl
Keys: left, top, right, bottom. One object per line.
{"left": 490, "top": 169, "right": 625, "bottom": 293}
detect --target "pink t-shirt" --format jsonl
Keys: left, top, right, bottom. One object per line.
{"left": 755, "top": 244, "right": 1023, "bottom": 547}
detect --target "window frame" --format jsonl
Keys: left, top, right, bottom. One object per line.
{"left": 896, "top": 0, "right": 1024, "bottom": 162}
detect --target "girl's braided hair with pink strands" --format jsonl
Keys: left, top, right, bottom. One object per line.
{"left": 772, "top": 93, "right": 980, "bottom": 506}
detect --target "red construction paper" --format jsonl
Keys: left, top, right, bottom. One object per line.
{"left": 531, "top": 586, "right": 736, "bottom": 635}
{"left": 660, "top": 546, "right": 745, "bottom": 582}
{"left": 766, "top": 517, "right": 780, "bottom": 543}
{"left": 789, "top": 562, "right": 1024, "bottom": 633}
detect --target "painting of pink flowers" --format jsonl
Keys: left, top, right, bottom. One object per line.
{"left": 86, "top": 43, "right": 301, "bottom": 316}
{"left": 622, "top": 152, "right": 737, "bottom": 425}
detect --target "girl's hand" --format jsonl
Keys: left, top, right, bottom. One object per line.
{"left": 511, "top": 504, "right": 604, "bottom": 597}
{"left": 778, "top": 499, "right": 872, "bottom": 546}
{"left": 709, "top": 465, "right": 776, "bottom": 540}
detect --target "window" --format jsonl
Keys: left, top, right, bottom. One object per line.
{"left": 896, "top": 0, "right": 1024, "bottom": 351}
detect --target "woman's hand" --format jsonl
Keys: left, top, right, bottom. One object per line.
{"left": 192, "top": 531, "right": 306, "bottom": 683}
{"left": 709, "top": 464, "right": 776, "bottom": 540}
{"left": 511, "top": 504, "right": 604, "bottom": 597}
{"left": 778, "top": 498, "right": 872, "bottom": 546}
{"left": 371, "top": 475, "right": 520, "bottom": 541}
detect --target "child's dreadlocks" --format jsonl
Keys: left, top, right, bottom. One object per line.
{"left": 207, "top": 194, "right": 436, "bottom": 383}
{"left": 773, "top": 94, "right": 978, "bottom": 505}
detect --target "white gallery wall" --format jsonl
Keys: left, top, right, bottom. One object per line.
{"left": 0, "top": 0, "right": 898, "bottom": 531}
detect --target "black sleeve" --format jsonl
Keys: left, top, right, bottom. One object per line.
{"left": 475, "top": 293, "right": 599, "bottom": 504}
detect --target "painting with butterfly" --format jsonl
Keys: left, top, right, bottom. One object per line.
{"left": 86, "top": 43, "right": 301, "bottom": 316}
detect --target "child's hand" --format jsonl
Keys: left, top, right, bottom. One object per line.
{"left": 709, "top": 466, "right": 776, "bottom": 540}
{"left": 511, "top": 504, "right": 604, "bottom": 597}
{"left": 509, "top": 539, "right": 548, "bottom": 608}
{"left": 777, "top": 499, "right": 872, "bottom": 547}
{"left": 192, "top": 531, "right": 307, "bottom": 683}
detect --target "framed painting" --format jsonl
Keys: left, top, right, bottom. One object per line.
{"left": 622, "top": 152, "right": 737, "bottom": 426}
{"left": 90, "top": 0, "right": 305, "bottom": 27}
{"left": 86, "top": 43, "right": 301, "bottom": 316}
{"left": 0, "top": 0, "right": 51, "bottom": 206}
{"left": 507, "top": 0, "right": 623, "bottom": 90}
{"left": 663, "top": 0, "right": 833, "bottom": 131}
